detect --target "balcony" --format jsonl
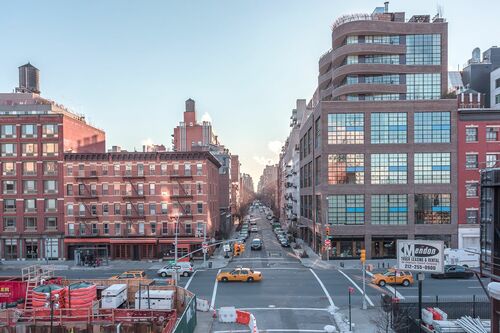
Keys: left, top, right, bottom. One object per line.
{"left": 75, "top": 171, "right": 98, "bottom": 180}
{"left": 76, "top": 193, "right": 98, "bottom": 200}
{"left": 170, "top": 172, "right": 193, "bottom": 179}
{"left": 170, "top": 193, "right": 193, "bottom": 199}
{"left": 123, "top": 214, "right": 146, "bottom": 220}
{"left": 122, "top": 171, "right": 146, "bottom": 180}
{"left": 76, "top": 214, "right": 98, "bottom": 220}
{"left": 122, "top": 191, "right": 146, "bottom": 200}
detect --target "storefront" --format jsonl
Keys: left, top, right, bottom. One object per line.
{"left": 25, "top": 239, "right": 39, "bottom": 259}
{"left": 371, "top": 236, "right": 408, "bottom": 259}
{"left": 328, "top": 237, "right": 364, "bottom": 259}
{"left": 110, "top": 239, "right": 157, "bottom": 260}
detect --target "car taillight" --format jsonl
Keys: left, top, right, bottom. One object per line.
{"left": 189, "top": 267, "right": 193, "bottom": 271}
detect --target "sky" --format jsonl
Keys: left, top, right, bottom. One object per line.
{"left": 0, "top": 0, "right": 498, "bottom": 184}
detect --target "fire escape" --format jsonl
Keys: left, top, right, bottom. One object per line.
{"left": 170, "top": 167, "right": 194, "bottom": 235}
{"left": 122, "top": 169, "right": 147, "bottom": 236}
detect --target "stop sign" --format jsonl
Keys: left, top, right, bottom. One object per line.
{"left": 325, "top": 239, "right": 331, "bottom": 247}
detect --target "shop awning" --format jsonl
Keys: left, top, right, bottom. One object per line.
{"left": 64, "top": 238, "right": 111, "bottom": 244}
{"left": 109, "top": 238, "right": 157, "bottom": 244}
{"left": 158, "top": 237, "right": 203, "bottom": 245}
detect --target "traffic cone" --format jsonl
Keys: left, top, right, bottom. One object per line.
{"left": 212, "top": 308, "right": 217, "bottom": 319}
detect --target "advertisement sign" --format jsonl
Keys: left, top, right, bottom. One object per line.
{"left": 397, "top": 240, "right": 444, "bottom": 273}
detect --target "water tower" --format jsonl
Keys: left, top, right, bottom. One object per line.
{"left": 16, "top": 62, "right": 40, "bottom": 94}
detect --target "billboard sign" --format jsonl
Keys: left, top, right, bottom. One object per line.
{"left": 397, "top": 240, "right": 444, "bottom": 273}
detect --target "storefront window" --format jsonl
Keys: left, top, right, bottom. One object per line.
{"left": 329, "top": 239, "right": 364, "bottom": 258}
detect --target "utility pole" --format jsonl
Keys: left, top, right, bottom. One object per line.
{"left": 203, "top": 223, "right": 207, "bottom": 268}
{"left": 173, "top": 214, "right": 179, "bottom": 286}
{"left": 361, "top": 249, "right": 367, "bottom": 310}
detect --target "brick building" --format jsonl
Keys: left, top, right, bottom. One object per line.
{"left": 230, "top": 155, "right": 240, "bottom": 215}
{"left": 0, "top": 87, "right": 105, "bottom": 260}
{"left": 63, "top": 151, "right": 220, "bottom": 260}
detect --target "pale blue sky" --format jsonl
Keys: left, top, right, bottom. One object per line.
{"left": 0, "top": 0, "right": 497, "bottom": 182}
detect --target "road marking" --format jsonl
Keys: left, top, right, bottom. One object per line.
{"left": 309, "top": 269, "right": 335, "bottom": 308}
{"left": 231, "top": 258, "right": 288, "bottom": 260}
{"left": 210, "top": 269, "right": 221, "bottom": 309}
{"left": 240, "top": 307, "right": 329, "bottom": 312}
{"left": 184, "top": 270, "right": 197, "bottom": 290}
{"left": 338, "top": 269, "right": 374, "bottom": 307}
{"left": 468, "top": 286, "right": 483, "bottom": 289}
{"left": 365, "top": 270, "right": 405, "bottom": 300}
{"left": 214, "top": 330, "right": 326, "bottom": 333}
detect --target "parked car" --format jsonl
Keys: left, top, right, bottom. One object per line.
{"left": 157, "top": 262, "right": 194, "bottom": 277}
{"left": 371, "top": 270, "right": 414, "bottom": 287}
{"left": 217, "top": 267, "right": 262, "bottom": 282}
{"left": 430, "top": 265, "right": 474, "bottom": 279}
{"left": 251, "top": 238, "right": 263, "bottom": 250}
{"left": 280, "top": 239, "right": 290, "bottom": 247}
{"left": 250, "top": 226, "right": 258, "bottom": 232}
{"left": 110, "top": 270, "right": 147, "bottom": 280}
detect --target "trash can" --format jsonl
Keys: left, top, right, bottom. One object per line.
{"left": 208, "top": 261, "right": 213, "bottom": 268}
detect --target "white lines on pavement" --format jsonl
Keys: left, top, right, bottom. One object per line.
{"left": 468, "top": 286, "right": 483, "bottom": 289}
{"left": 184, "top": 270, "right": 197, "bottom": 290}
{"left": 365, "top": 270, "right": 405, "bottom": 300}
{"left": 243, "top": 267, "right": 305, "bottom": 270}
{"left": 309, "top": 268, "right": 335, "bottom": 309}
{"left": 210, "top": 269, "right": 221, "bottom": 309}
{"left": 214, "top": 330, "right": 327, "bottom": 333}
{"left": 240, "top": 307, "right": 329, "bottom": 312}
{"left": 232, "top": 258, "right": 288, "bottom": 260}
{"left": 338, "top": 269, "right": 374, "bottom": 307}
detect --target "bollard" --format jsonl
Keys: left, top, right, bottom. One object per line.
{"left": 340, "top": 262, "right": 344, "bottom": 268}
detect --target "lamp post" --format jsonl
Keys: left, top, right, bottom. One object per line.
{"left": 173, "top": 214, "right": 180, "bottom": 286}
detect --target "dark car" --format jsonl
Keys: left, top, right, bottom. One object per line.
{"left": 251, "top": 238, "right": 263, "bottom": 251}
{"left": 280, "top": 239, "right": 290, "bottom": 247}
{"left": 430, "top": 265, "right": 474, "bottom": 279}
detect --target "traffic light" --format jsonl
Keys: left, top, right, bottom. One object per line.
{"left": 234, "top": 243, "right": 241, "bottom": 256}
{"left": 360, "top": 249, "right": 366, "bottom": 263}
{"left": 326, "top": 226, "right": 330, "bottom": 237}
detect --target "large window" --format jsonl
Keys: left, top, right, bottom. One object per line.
{"left": 327, "top": 113, "right": 364, "bottom": 144}
{"left": 42, "top": 143, "right": 58, "bottom": 156}
{"left": 465, "top": 127, "right": 478, "bottom": 142}
{"left": 0, "top": 125, "right": 16, "bottom": 138}
{"left": 364, "top": 54, "right": 400, "bottom": 64}
{"left": 465, "top": 182, "right": 479, "bottom": 197}
{"left": 406, "top": 73, "right": 441, "bottom": 100}
{"left": 327, "top": 195, "right": 364, "bottom": 225}
{"left": 3, "top": 180, "right": 16, "bottom": 194}
{"left": 2, "top": 162, "right": 15, "bottom": 175}
{"left": 371, "top": 113, "right": 407, "bottom": 144}
{"left": 21, "top": 143, "right": 38, "bottom": 156}
{"left": 414, "top": 153, "right": 451, "bottom": 184}
{"left": 414, "top": 112, "right": 450, "bottom": 143}
{"left": 466, "top": 154, "right": 478, "bottom": 169}
{"left": 371, "top": 195, "right": 408, "bottom": 225}
{"left": 406, "top": 34, "right": 441, "bottom": 65}
{"left": 21, "top": 124, "right": 37, "bottom": 138}
{"left": 1, "top": 143, "right": 16, "bottom": 157}
{"left": 328, "top": 154, "right": 364, "bottom": 184}
{"left": 42, "top": 124, "right": 58, "bottom": 137}
{"left": 371, "top": 154, "right": 407, "bottom": 184}
{"left": 486, "top": 127, "right": 499, "bottom": 141}
{"left": 364, "top": 35, "right": 400, "bottom": 44}
{"left": 415, "top": 193, "right": 451, "bottom": 224}
{"left": 466, "top": 209, "right": 478, "bottom": 224}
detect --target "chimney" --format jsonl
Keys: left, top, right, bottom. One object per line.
{"left": 384, "top": 1, "right": 389, "bottom": 13}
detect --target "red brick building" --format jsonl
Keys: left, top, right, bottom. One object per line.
{"left": 457, "top": 108, "right": 500, "bottom": 250}
{"left": 0, "top": 92, "right": 105, "bottom": 260}
{"left": 63, "top": 151, "right": 220, "bottom": 260}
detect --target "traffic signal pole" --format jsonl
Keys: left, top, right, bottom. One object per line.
{"left": 360, "top": 249, "right": 367, "bottom": 310}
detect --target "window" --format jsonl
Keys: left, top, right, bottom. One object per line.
{"left": 486, "top": 127, "right": 499, "bottom": 141}
{"left": 197, "top": 163, "right": 203, "bottom": 176}
{"left": 161, "top": 202, "right": 168, "bottom": 214}
{"left": 346, "top": 35, "right": 358, "bottom": 44}
{"left": 364, "top": 35, "right": 400, "bottom": 45}
{"left": 45, "top": 217, "right": 57, "bottom": 230}
{"left": 21, "top": 143, "right": 38, "bottom": 156}
{"left": 1, "top": 143, "right": 17, "bottom": 157}
{"left": 45, "top": 199, "right": 57, "bottom": 212}
{"left": 466, "top": 127, "right": 478, "bottom": 142}
{"left": 5, "top": 240, "right": 18, "bottom": 259}
{"left": 66, "top": 165, "right": 73, "bottom": 176}
{"left": 138, "top": 163, "right": 144, "bottom": 176}
{"left": 371, "top": 113, "right": 407, "bottom": 144}
{"left": 3, "top": 180, "right": 16, "bottom": 194}
{"left": 486, "top": 154, "right": 497, "bottom": 168}
{"left": 3, "top": 199, "right": 16, "bottom": 212}
{"left": 185, "top": 223, "right": 192, "bottom": 235}
{"left": 23, "top": 161, "right": 36, "bottom": 175}
{"left": 371, "top": 154, "right": 407, "bottom": 184}
{"left": 102, "top": 165, "right": 108, "bottom": 175}
{"left": 149, "top": 203, "right": 156, "bottom": 215}
{"left": 161, "top": 163, "right": 167, "bottom": 175}
{"left": 346, "top": 55, "right": 358, "bottom": 64}
{"left": 138, "top": 203, "right": 144, "bottom": 216}
{"left": 173, "top": 164, "right": 179, "bottom": 175}
{"left": 66, "top": 204, "right": 74, "bottom": 216}
{"left": 497, "top": 78, "right": 500, "bottom": 89}
{"left": 44, "top": 180, "right": 57, "bottom": 193}
{"left": 0, "top": 124, "right": 16, "bottom": 138}
{"left": 79, "top": 223, "right": 85, "bottom": 235}
{"left": 415, "top": 193, "right": 451, "bottom": 224}
{"left": 103, "top": 223, "right": 109, "bottom": 235}
{"left": 406, "top": 73, "right": 441, "bottom": 100}
{"left": 162, "top": 223, "right": 169, "bottom": 235}
{"left": 3, "top": 217, "right": 16, "bottom": 230}
{"left": 115, "top": 222, "right": 122, "bottom": 236}
{"left": 24, "top": 217, "right": 36, "bottom": 230}
{"left": 327, "top": 195, "right": 364, "bottom": 225}
{"left": 66, "top": 184, "right": 73, "bottom": 195}
{"left": 149, "top": 164, "right": 155, "bottom": 175}
{"left": 21, "top": 124, "right": 37, "bottom": 138}
{"left": 137, "top": 183, "right": 144, "bottom": 196}
{"left": 114, "top": 203, "right": 121, "bottom": 215}
{"left": 414, "top": 153, "right": 451, "bottom": 184}
{"left": 126, "top": 203, "right": 132, "bottom": 216}
{"left": 184, "top": 163, "right": 192, "bottom": 176}
{"left": 197, "top": 183, "right": 202, "bottom": 194}
{"left": 328, "top": 113, "right": 364, "bottom": 144}
{"left": 42, "top": 143, "right": 58, "bottom": 156}
{"left": 24, "top": 199, "right": 36, "bottom": 212}
{"left": 43, "top": 161, "right": 57, "bottom": 175}
{"left": 364, "top": 54, "right": 399, "bottom": 64}
{"left": 315, "top": 117, "right": 321, "bottom": 148}
{"left": 466, "top": 154, "right": 478, "bottom": 169}
{"left": 466, "top": 182, "right": 479, "bottom": 197}
{"left": 92, "top": 223, "right": 98, "bottom": 235}
{"left": 23, "top": 180, "right": 37, "bottom": 194}
{"left": 102, "top": 183, "right": 109, "bottom": 195}
{"left": 364, "top": 74, "right": 400, "bottom": 84}
{"left": 328, "top": 154, "right": 364, "bottom": 184}
{"left": 406, "top": 34, "right": 441, "bottom": 65}
{"left": 414, "top": 112, "right": 450, "bottom": 143}
{"left": 114, "top": 164, "right": 120, "bottom": 175}
{"left": 371, "top": 194, "right": 408, "bottom": 225}
{"left": 466, "top": 210, "right": 478, "bottom": 224}
{"left": 91, "top": 204, "right": 97, "bottom": 216}
{"left": 103, "top": 203, "right": 109, "bottom": 215}
{"left": 197, "top": 202, "right": 203, "bottom": 214}
{"left": 42, "top": 124, "right": 58, "bottom": 137}
{"left": 149, "top": 183, "right": 155, "bottom": 195}
{"left": 2, "top": 162, "right": 15, "bottom": 175}
{"left": 138, "top": 222, "right": 145, "bottom": 235}
{"left": 496, "top": 94, "right": 500, "bottom": 105}
{"left": 90, "top": 184, "right": 97, "bottom": 196}
{"left": 68, "top": 223, "right": 75, "bottom": 236}
{"left": 79, "top": 204, "right": 86, "bottom": 216}
{"left": 315, "top": 156, "right": 321, "bottom": 185}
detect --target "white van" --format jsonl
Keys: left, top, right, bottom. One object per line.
{"left": 444, "top": 248, "right": 479, "bottom": 268}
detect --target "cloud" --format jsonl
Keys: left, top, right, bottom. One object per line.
{"left": 201, "top": 112, "right": 212, "bottom": 123}
{"left": 267, "top": 140, "right": 283, "bottom": 155}
{"left": 253, "top": 156, "right": 273, "bottom": 166}
{"left": 141, "top": 138, "right": 154, "bottom": 146}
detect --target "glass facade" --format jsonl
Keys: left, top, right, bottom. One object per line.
{"left": 371, "top": 154, "right": 407, "bottom": 184}
{"left": 406, "top": 73, "right": 441, "bottom": 100}
{"left": 414, "top": 153, "right": 451, "bottom": 184}
{"left": 371, "top": 194, "right": 408, "bottom": 225}
{"left": 415, "top": 193, "right": 451, "bottom": 224}
{"left": 327, "top": 195, "right": 364, "bottom": 225}
{"left": 414, "top": 112, "right": 450, "bottom": 143}
{"left": 406, "top": 34, "right": 441, "bottom": 65}
{"left": 364, "top": 54, "right": 400, "bottom": 64}
{"left": 327, "top": 113, "right": 364, "bottom": 144}
{"left": 328, "top": 154, "right": 364, "bottom": 184}
{"left": 371, "top": 113, "right": 407, "bottom": 144}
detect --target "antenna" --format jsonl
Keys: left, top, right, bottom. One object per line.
{"left": 437, "top": 4, "right": 444, "bottom": 18}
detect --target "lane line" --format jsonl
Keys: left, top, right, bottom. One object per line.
{"left": 240, "top": 307, "right": 328, "bottom": 311}
{"left": 309, "top": 268, "right": 335, "bottom": 308}
{"left": 366, "top": 270, "right": 405, "bottom": 300}
{"left": 337, "top": 269, "right": 374, "bottom": 307}
{"left": 210, "top": 269, "right": 221, "bottom": 309}
{"left": 214, "top": 330, "right": 326, "bottom": 333}
{"left": 184, "top": 270, "right": 197, "bottom": 290}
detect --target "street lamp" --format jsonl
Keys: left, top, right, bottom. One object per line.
{"left": 172, "top": 214, "right": 180, "bottom": 286}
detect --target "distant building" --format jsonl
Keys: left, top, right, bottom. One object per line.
{"left": 240, "top": 173, "right": 255, "bottom": 207}
{"left": 258, "top": 164, "right": 279, "bottom": 214}
{"left": 490, "top": 67, "right": 500, "bottom": 108}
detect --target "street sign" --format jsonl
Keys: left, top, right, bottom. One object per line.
{"left": 396, "top": 240, "right": 444, "bottom": 273}
{"left": 202, "top": 242, "right": 208, "bottom": 249}
{"left": 324, "top": 239, "right": 331, "bottom": 247}
{"left": 223, "top": 244, "right": 230, "bottom": 252}
{"left": 348, "top": 287, "right": 355, "bottom": 294}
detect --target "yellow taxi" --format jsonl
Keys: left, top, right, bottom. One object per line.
{"left": 110, "top": 270, "right": 147, "bottom": 280}
{"left": 216, "top": 267, "right": 262, "bottom": 282}
{"left": 371, "top": 269, "right": 414, "bottom": 287}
